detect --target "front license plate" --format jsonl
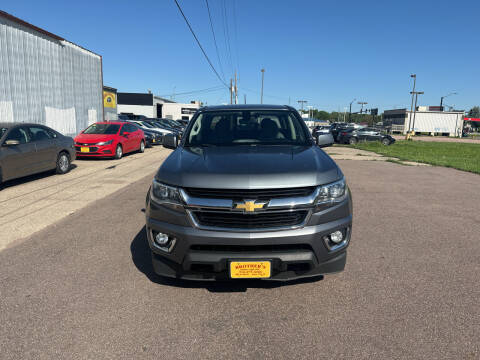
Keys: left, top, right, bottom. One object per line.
{"left": 152, "top": 139, "right": 156, "bottom": 143}
{"left": 230, "top": 261, "right": 271, "bottom": 279}
{"left": 80, "top": 147, "right": 90, "bottom": 153}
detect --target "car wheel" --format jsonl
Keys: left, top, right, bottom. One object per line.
{"left": 382, "top": 138, "right": 391, "bottom": 145}
{"left": 56, "top": 152, "right": 71, "bottom": 174}
{"left": 139, "top": 140, "right": 145, "bottom": 153}
{"left": 114, "top": 144, "right": 123, "bottom": 160}
{"left": 349, "top": 137, "right": 358, "bottom": 145}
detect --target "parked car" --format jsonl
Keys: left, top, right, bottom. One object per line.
{"left": 126, "top": 120, "right": 171, "bottom": 138}
{"left": 338, "top": 127, "right": 395, "bottom": 145}
{"left": 74, "top": 122, "right": 145, "bottom": 159}
{"left": 330, "top": 123, "right": 350, "bottom": 142}
{"left": 176, "top": 119, "right": 189, "bottom": 127}
{"left": 143, "top": 118, "right": 183, "bottom": 138}
{"left": 145, "top": 104, "right": 352, "bottom": 281}
{"left": 0, "top": 123, "right": 75, "bottom": 185}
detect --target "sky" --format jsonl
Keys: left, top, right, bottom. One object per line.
{"left": 2, "top": 0, "right": 479, "bottom": 113}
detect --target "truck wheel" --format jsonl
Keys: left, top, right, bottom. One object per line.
{"left": 114, "top": 145, "right": 123, "bottom": 160}
{"left": 349, "top": 137, "right": 358, "bottom": 145}
{"left": 56, "top": 152, "right": 71, "bottom": 174}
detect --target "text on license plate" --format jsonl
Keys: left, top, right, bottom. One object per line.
{"left": 230, "top": 261, "right": 271, "bottom": 278}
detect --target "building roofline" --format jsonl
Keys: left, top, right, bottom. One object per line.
{"left": 0, "top": 10, "right": 101, "bottom": 58}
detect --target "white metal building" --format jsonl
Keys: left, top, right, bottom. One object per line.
{"left": 384, "top": 108, "right": 464, "bottom": 136}
{"left": 0, "top": 10, "right": 103, "bottom": 136}
{"left": 117, "top": 92, "right": 200, "bottom": 120}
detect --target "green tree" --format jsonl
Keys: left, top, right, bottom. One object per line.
{"left": 467, "top": 107, "right": 480, "bottom": 129}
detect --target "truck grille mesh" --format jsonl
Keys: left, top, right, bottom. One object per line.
{"left": 185, "top": 187, "right": 315, "bottom": 200}
{"left": 192, "top": 210, "right": 308, "bottom": 229}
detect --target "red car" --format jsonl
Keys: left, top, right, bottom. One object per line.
{"left": 74, "top": 122, "right": 145, "bottom": 159}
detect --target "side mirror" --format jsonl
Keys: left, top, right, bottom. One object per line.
{"left": 4, "top": 139, "right": 20, "bottom": 146}
{"left": 163, "top": 134, "right": 178, "bottom": 149}
{"left": 316, "top": 133, "right": 334, "bottom": 148}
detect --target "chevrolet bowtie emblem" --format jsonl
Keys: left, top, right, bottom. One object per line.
{"left": 235, "top": 200, "right": 267, "bottom": 212}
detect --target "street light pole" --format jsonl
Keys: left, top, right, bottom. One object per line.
{"left": 440, "top": 92, "right": 457, "bottom": 108}
{"left": 410, "top": 91, "right": 424, "bottom": 133}
{"left": 297, "top": 100, "right": 307, "bottom": 113}
{"left": 260, "top": 68, "right": 265, "bottom": 104}
{"left": 348, "top": 98, "right": 356, "bottom": 122}
{"left": 407, "top": 74, "right": 416, "bottom": 134}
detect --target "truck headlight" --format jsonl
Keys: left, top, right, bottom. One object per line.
{"left": 315, "top": 178, "right": 347, "bottom": 205}
{"left": 151, "top": 180, "right": 183, "bottom": 204}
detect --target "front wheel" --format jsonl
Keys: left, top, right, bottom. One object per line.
{"left": 139, "top": 140, "right": 145, "bottom": 153}
{"left": 349, "top": 137, "right": 358, "bottom": 145}
{"left": 382, "top": 138, "right": 391, "bottom": 145}
{"left": 56, "top": 152, "right": 71, "bottom": 174}
{"left": 114, "top": 144, "right": 123, "bottom": 159}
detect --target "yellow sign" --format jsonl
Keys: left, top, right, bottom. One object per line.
{"left": 235, "top": 200, "right": 266, "bottom": 212}
{"left": 230, "top": 261, "right": 271, "bottom": 278}
{"left": 103, "top": 91, "right": 116, "bottom": 108}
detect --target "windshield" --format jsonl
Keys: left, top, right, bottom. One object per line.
{"left": 140, "top": 121, "right": 154, "bottom": 128}
{"left": 83, "top": 124, "right": 120, "bottom": 134}
{"left": 185, "top": 110, "right": 310, "bottom": 146}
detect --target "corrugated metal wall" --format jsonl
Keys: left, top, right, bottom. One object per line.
{"left": 0, "top": 15, "right": 102, "bottom": 136}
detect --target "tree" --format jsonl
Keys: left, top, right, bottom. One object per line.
{"left": 467, "top": 107, "right": 480, "bottom": 129}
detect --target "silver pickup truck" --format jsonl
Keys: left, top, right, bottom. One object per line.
{"left": 145, "top": 105, "right": 352, "bottom": 281}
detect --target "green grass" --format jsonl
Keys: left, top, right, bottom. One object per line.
{"left": 351, "top": 140, "right": 480, "bottom": 174}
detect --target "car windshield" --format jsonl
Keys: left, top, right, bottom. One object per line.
{"left": 185, "top": 110, "right": 310, "bottom": 146}
{"left": 140, "top": 121, "right": 154, "bottom": 128}
{"left": 83, "top": 124, "right": 120, "bottom": 134}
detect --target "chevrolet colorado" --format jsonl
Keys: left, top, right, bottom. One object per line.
{"left": 145, "top": 105, "right": 352, "bottom": 281}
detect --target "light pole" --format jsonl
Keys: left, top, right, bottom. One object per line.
{"left": 348, "top": 98, "right": 356, "bottom": 122}
{"left": 307, "top": 105, "right": 313, "bottom": 119}
{"left": 410, "top": 91, "right": 424, "bottom": 133}
{"left": 440, "top": 92, "right": 457, "bottom": 108}
{"left": 407, "top": 74, "right": 416, "bottom": 135}
{"left": 260, "top": 68, "right": 265, "bottom": 104}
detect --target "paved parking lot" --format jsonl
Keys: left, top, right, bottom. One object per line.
{"left": 0, "top": 146, "right": 170, "bottom": 250}
{"left": 1, "top": 157, "right": 478, "bottom": 359}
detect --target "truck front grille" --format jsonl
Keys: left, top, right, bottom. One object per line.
{"left": 184, "top": 187, "right": 316, "bottom": 200}
{"left": 192, "top": 210, "right": 308, "bottom": 229}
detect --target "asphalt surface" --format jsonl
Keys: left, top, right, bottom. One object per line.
{"left": 1, "top": 160, "right": 479, "bottom": 359}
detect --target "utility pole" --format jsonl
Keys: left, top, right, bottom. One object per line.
{"left": 234, "top": 71, "right": 238, "bottom": 104}
{"left": 348, "top": 98, "right": 356, "bottom": 122}
{"left": 407, "top": 74, "right": 416, "bottom": 137}
{"left": 410, "top": 91, "right": 424, "bottom": 133}
{"left": 260, "top": 68, "right": 265, "bottom": 104}
{"left": 244, "top": 94, "right": 246, "bottom": 104}
{"left": 297, "top": 100, "right": 307, "bottom": 114}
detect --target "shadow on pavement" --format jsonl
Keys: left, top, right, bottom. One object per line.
{"left": 130, "top": 226, "right": 323, "bottom": 292}
{"left": 0, "top": 164, "right": 78, "bottom": 189}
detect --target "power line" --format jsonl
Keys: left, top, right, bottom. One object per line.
{"left": 232, "top": 0, "right": 240, "bottom": 75}
{"left": 205, "top": 0, "right": 226, "bottom": 83}
{"left": 221, "top": 0, "right": 234, "bottom": 74}
{"left": 158, "top": 85, "right": 225, "bottom": 98}
{"left": 173, "top": 0, "right": 229, "bottom": 89}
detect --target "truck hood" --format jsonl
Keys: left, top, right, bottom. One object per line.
{"left": 156, "top": 145, "right": 341, "bottom": 189}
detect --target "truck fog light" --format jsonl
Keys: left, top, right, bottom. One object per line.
{"left": 152, "top": 231, "right": 177, "bottom": 253}
{"left": 330, "top": 230, "right": 343, "bottom": 244}
{"left": 155, "top": 232, "right": 169, "bottom": 246}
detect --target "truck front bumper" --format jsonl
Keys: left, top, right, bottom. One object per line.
{"left": 145, "top": 196, "right": 352, "bottom": 281}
